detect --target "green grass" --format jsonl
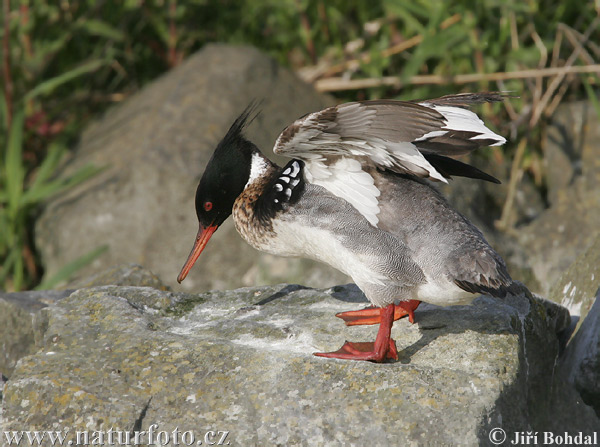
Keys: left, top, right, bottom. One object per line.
{"left": 0, "top": 100, "right": 103, "bottom": 291}
{"left": 1, "top": 0, "right": 598, "bottom": 290}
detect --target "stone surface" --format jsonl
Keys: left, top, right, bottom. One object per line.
{"left": 35, "top": 44, "right": 349, "bottom": 293}
{"left": 518, "top": 191, "right": 600, "bottom": 295}
{"left": 549, "top": 234, "right": 600, "bottom": 332}
{"left": 543, "top": 101, "right": 600, "bottom": 206}
{"left": 561, "top": 290, "right": 600, "bottom": 417}
{"left": 67, "top": 263, "right": 170, "bottom": 291}
{"left": 441, "top": 150, "right": 544, "bottom": 230}
{"left": 550, "top": 235, "right": 600, "bottom": 417}
{"left": 0, "top": 373, "right": 6, "bottom": 424}
{"left": 0, "top": 290, "right": 71, "bottom": 378}
{"left": 3, "top": 272, "right": 598, "bottom": 445}
{"left": 513, "top": 102, "right": 600, "bottom": 417}
{"left": 0, "top": 264, "right": 165, "bottom": 380}
{"left": 518, "top": 101, "right": 600, "bottom": 294}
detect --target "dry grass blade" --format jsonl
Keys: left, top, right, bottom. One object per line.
{"left": 302, "top": 13, "right": 462, "bottom": 82}
{"left": 530, "top": 28, "right": 548, "bottom": 117}
{"left": 560, "top": 23, "right": 600, "bottom": 59}
{"left": 495, "top": 138, "right": 528, "bottom": 233}
{"left": 560, "top": 24, "right": 596, "bottom": 65}
{"left": 314, "top": 64, "right": 600, "bottom": 91}
{"left": 530, "top": 16, "right": 600, "bottom": 127}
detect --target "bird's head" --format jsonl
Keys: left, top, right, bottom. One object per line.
{"left": 177, "top": 105, "right": 259, "bottom": 283}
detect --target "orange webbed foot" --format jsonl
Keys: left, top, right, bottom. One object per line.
{"left": 335, "top": 300, "right": 421, "bottom": 326}
{"left": 315, "top": 303, "right": 401, "bottom": 362}
{"left": 314, "top": 338, "right": 398, "bottom": 362}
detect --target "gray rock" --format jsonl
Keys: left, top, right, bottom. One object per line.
{"left": 0, "top": 372, "right": 6, "bottom": 423}
{"left": 0, "top": 290, "right": 71, "bottom": 378}
{"left": 518, "top": 101, "right": 600, "bottom": 294}
{"left": 441, "top": 152, "right": 544, "bottom": 230}
{"left": 518, "top": 191, "right": 600, "bottom": 295}
{"left": 544, "top": 101, "right": 600, "bottom": 206}
{"left": 561, "top": 290, "right": 600, "bottom": 417}
{"left": 3, "top": 272, "right": 597, "bottom": 445}
{"left": 549, "top": 234, "right": 600, "bottom": 333}
{"left": 0, "top": 264, "right": 165, "bottom": 380}
{"left": 35, "top": 44, "right": 348, "bottom": 293}
{"left": 67, "top": 263, "right": 170, "bottom": 290}
{"left": 550, "top": 235, "right": 600, "bottom": 416}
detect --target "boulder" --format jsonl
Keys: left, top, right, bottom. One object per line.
{"left": 518, "top": 191, "right": 600, "bottom": 295}
{"left": 543, "top": 101, "right": 600, "bottom": 206}
{"left": 3, "top": 267, "right": 598, "bottom": 445}
{"left": 0, "top": 290, "right": 71, "bottom": 378}
{"left": 0, "top": 264, "right": 166, "bottom": 380}
{"left": 551, "top": 235, "right": 600, "bottom": 416}
{"left": 518, "top": 101, "right": 600, "bottom": 294}
{"left": 35, "top": 44, "right": 348, "bottom": 293}
{"left": 67, "top": 263, "right": 170, "bottom": 291}
{"left": 560, "top": 290, "right": 600, "bottom": 417}
{"left": 512, "top": 102, "right": 600, "bottom": 418}
{"left": 549, "top": 234, "right": 600, "bottom": 333}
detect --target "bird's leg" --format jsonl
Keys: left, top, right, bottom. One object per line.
{"left": 336, "top": 300, "right": 421, "bottom": 326}
{"left": 314, "top": 303, "right": 398, "bottom": 362}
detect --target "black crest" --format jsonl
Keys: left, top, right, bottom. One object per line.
{"left": 194, "top": 102, "right": 262, "bottom": 226}
{"left": 214, "top": 101, "right": 261, "bottom": 156}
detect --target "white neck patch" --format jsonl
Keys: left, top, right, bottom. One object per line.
{"left": 245, "top": 152, "right": 270, "bottom": 188}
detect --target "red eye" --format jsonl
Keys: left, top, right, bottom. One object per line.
{"left": 203, "top": 201, "right": 213, "bottom": 211}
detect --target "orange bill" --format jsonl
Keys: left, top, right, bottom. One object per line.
{"left": 177, "top": 224, "right": 219, "bottom": 283}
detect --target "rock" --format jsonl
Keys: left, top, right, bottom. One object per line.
{"left": 550, "top": 235, "right": 600, "bottom": 416}
{"left": 518, "top": 101, "right": 600, "bottom": 294}
{"left": 549, "top": 234, "right": 600, "bottom": 333}
{"left": 543, "top": 101, "right": 600, "bottom": 206}
{"left": 441, "top": 151, "right": 544, "bottom": 230}
{"left": 0, "top": 264, "right": 164, "bottom": 380}
{"left": 518, "top": 191, "right": 600, "bottom": 295}
{"left": 35, "top": 44, "right": 348, "bottom": 293}
{"left": 0, "top": 290, "right": 71, "bottom": 378}
{"left": 560, "top": 290, "right": 600, "bottom": 417}
{"left": 0, "top": 373, "right": 6, "bottom": 422}
{"left": 3, "top": 268, "right": 598, "bottom": 444}
{"left": 68, "top": 263, "right": 170, "bottom": 290}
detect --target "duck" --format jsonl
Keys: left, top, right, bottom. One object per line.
{"left": 177, "top": 92, "right": 513, "bottom": 362}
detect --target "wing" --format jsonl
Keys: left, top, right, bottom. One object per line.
{"left": 273, "top": 93, "right": 506, "bottom": 226}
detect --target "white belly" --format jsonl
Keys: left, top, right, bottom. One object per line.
{"left": 235, "top": 209, "right": 477, "bottom": 308}
{"left": 254, "top": 219, "right": 390, "bottom": 289}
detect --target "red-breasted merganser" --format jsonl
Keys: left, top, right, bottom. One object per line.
{"left": 177, "top": 93, "right": 513, "bottom": 362}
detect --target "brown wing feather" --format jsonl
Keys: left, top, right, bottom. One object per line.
{"left": 273, "top": 94, "right": 506, "bottom": 183}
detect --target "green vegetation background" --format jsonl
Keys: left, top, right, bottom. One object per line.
{"left": 1, "top": 0, "right": 599, "bottom": 291}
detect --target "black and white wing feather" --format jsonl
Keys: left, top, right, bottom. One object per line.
{"left": 273, "top": 93, "right": 506, "bottom": 226}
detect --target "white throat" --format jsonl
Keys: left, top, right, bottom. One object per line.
{"left": 245, "top": 152, "right": 270, "bottom": 188}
